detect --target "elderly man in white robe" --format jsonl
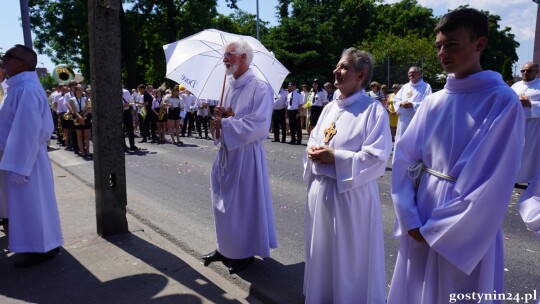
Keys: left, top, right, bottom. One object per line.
{"left": 0, "top": 44, "right": 63, "bottom": 268}
{"left": 389, "top": 9, "right": 524, "bottom": 304}
{"left": 201, "top": 39, "right": 277, "bottom": 275}
{"left": 512, "top": 62, "right": 540, "bottom": 185}
{"left": 303, "top": 48, "right": 391, "bottom": 304}
{"left": 393, "top": 66, "right": 432, "bottom": 143}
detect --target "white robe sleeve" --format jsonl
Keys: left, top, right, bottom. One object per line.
{"left": 221, "top": 81, "right": 273, "bottom": 151}
{"left": 412, "top": 84, "right": 432, "bottom": 112}
{"left": 393, "top": 86, "right": 409, "bottom": 116}
{"left": 0, "top": 89, "right": 51, "bottom": 176}
{"left": 518, "top": 174, "right": 540, "bottom": 238}
{"left": 333, "top": 106, "right": 391, "bottom": 193}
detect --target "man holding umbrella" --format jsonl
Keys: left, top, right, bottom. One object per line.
{"left": 201, "top": 39, "right": 278, "bottom": 274}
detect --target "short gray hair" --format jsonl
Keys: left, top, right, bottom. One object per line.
{"left": 341, "top": 48, "right": 374, "bottom": 89}
{"left": 224, "top": 39, "right": 254, "bottom": 65}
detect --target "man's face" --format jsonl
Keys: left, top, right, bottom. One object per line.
{"left": 333, "top": 56, "right": 363, "bottom": 96}
{"left": 289, "top": 84, "right": 296, "bottom": 92}
{"left": 1, "top": 47, "right": 27, "bottom": 77}
{"left": 223, "top": 46, "right": 243, "bottom": 76}
{"left": 520, "top": 63, "right": 538, "bottom": 82}
{"left": 324, "top": 85, "right": 332, "bottom": 93}
{"left": 407, "top": 68, "right": 421, "bottom": 83}
{"left": 435, "top": 27, "right": 486, "bottom": 78}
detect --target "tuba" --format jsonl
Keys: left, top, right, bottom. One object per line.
{"left": 52, "top": 66, "right": 75, "bottom": 84}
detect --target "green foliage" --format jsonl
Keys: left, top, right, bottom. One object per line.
{"left": 27, "top": 0, "right": 519, "bottom": 92}
{"left": 39, "top": 74, "right": 56, "bottom": 91}
{"left": 501, "top": 58, "right": 514, "bottom": 81}
{"left": 358, "top": 32, "right": 442, "bottom": 88}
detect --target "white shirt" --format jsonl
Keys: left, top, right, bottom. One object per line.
{"left": 286, "top": 90, "right": 303, "bottom": 110}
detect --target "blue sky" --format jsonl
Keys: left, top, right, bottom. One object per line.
{"left": 1, "top": 0, "right": 537, "bottom": 75}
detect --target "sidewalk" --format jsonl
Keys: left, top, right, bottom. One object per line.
{"left": 0, "top": 161, "right": 259, "bottom": 304}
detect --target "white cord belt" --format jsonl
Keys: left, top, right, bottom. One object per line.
{"left": 407, "top": 160, "right": 457, "bottom": 189}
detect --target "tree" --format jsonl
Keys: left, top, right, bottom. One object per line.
{"left": 501, "top": 58, "right": 513, "bottom": 81}
{"left": 358, "top": 32, "right": 442, "bottom": 88}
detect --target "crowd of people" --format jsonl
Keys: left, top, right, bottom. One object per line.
{"left": 0, "top": 6, "right": 539, "bottom": 304}
{"left": 47, "top": 81, "right": 218, "bottom": 158}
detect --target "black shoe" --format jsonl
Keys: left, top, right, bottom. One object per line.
{"left": 129, "top": 146, "right": 141, "bottom": 151}
{"left": 14, "top": 247, "right": 60, "bottom": 268}
{"left": 177, "top": 141, "right": 184, "bottom": 145}
{"left": 281, "top": 139, "right": 286, "bottom": 143}
{"left": 201, "top": 250, "right": 226, "bottom": 267}
{"left": 295, "top": 141, "right": 302, "bottom": 145}
{"left": 228, "top": 257, "right": 254, "bottom": 274}
{"left": 288, "top": 140, "right": 296, "bottom": 144}
{"left": 272, "top": 139, "right": 279, "bottom": 142}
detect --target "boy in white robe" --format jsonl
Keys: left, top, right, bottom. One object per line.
{"left": 303, "top": 48, "right": 391, "bottom": 304}
{"left": 0, "top": 45, "right": 63, "bottom": 268}
{"left": 389, "top": 9, "right": 524, "bottom": 304}
{"left": 201, "top": 39, "right": 277, "bottom": 275}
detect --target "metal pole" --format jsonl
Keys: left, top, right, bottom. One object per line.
{"left": 20, "top": 0, "right": 33, "bottom": 48}
{"left": 256, "top": 0, "right": 260, "bottom": 40}
{"left": 387, "top": 56, "right": 390, "bottom": 87}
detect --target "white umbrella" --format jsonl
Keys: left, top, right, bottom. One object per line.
{"left": 163, "top": 29, "right": 289, "bottom": 101}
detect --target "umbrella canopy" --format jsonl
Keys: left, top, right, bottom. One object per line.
{"left": 163, "top": 29, "right": 289, "bottom": 101}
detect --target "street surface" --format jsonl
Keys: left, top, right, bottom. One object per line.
{"left": 49, "top": 134, "right": 540, "bottom": 304}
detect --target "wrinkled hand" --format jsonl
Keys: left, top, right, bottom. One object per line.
{"left": 307, "top": 145, "right": 335, "bottom": 164}
{"left": 9, "top": 172, "right": 28, "bottom": 185}
{"left": 213, "top": 106, "right": 226, "bottom": 119}
{"left": 408, "top": 228, "right": 427, "bottom": 243}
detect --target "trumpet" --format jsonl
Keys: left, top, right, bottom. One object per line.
{"left": 74, "top": 101, "right": 91, "bottom": 126}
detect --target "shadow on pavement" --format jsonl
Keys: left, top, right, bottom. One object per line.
{"left": 0, "top": 232, "right": 241, "bottom": 304}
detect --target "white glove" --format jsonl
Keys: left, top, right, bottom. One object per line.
{"left": 9, "top": 172, "right": 28, "bottom": 185}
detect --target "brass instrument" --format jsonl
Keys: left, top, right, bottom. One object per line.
{"left": 63, "top": 112, "right": 73, "bottom": 121}
{"left": 74, "top": 100, "right": 91, "bottom": 126}
{"left": 52, "top": 66, "right": 75, "bottom": 84}
{"left": 158, "top": 102, "right": 168, "bottom": 120}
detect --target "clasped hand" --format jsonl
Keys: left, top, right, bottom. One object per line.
{"left": 212, "top": 106, "right": 225, "bottom": 129}
{"left": 307, "top": 145, "right": 335, "bottom": 164}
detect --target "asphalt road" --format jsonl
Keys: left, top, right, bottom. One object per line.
{"left": 49, "top": 134, "right": 540, "bottom": 304}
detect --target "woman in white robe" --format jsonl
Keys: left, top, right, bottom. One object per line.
{"left": 303, "top": 48, "right": 391, "bottom": 304}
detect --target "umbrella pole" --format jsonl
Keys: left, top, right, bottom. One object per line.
{"left": 214, "top": 73, "right": 227, "bottom": 139}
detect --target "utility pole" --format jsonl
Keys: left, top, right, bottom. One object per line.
{"left": 256, "top": 0, "right": 260, "bottom": 40}
{"left": 19, "top": 0, "right": 32, "bottom": 48}
{"left": 88, "top": 0, "right": 128, "bottom": 237}
{"left": 534, "top": 0, "right": 540, "bottom": 63}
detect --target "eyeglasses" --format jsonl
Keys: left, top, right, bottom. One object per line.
{"left": 408, "top": 71, "right": 419, "bottom": 75}
{"left": 521, "top": 69, "right": 534, "bottom": 73}
{"left": 223, "top": 51, "right": 242, "bottom": 58}
{"left": 1, "top": 52, "right": 25, "bottom": 62}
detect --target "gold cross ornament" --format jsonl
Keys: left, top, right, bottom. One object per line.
{"left": 323, "top": 122, "right": 337, "bottom": 144}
